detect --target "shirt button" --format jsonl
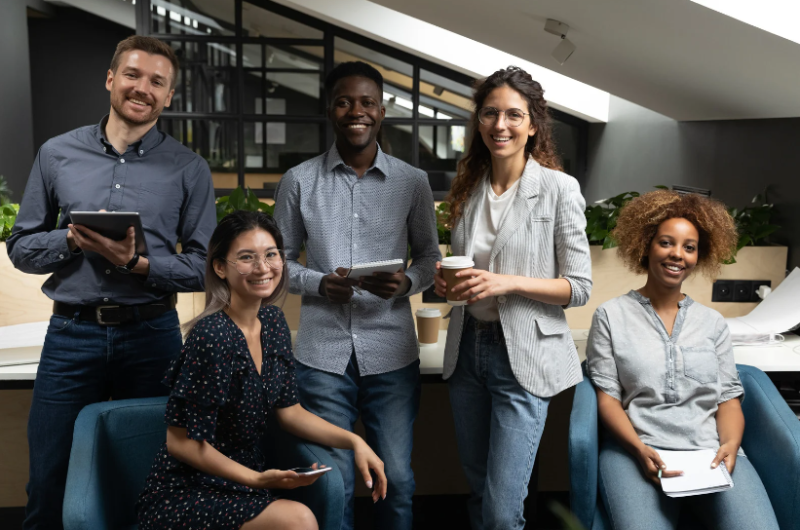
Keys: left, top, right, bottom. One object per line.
{"left": 120, "top": 158, "right": 125, "bottom": 164}
{"left": 498, "top": 295, "right": 508, "bottom": 303}
{"left": 103, "top": 147, "right": 107, "bottom": 152}
{"left": 103, "top": 298, "right": 109, "bottom": 302}
{"left": 353, "top": 334, "right": 358, "bottom": 339}
{"left": 105, "top": 269, "right": 111, "bottom": 274}
{"left": 352, "top": 303, "right": 357, "bottom": 308}
{"left": 353, "top": 213, "right": 359, "bottom": 218}
{"left": 115, "top": 184, "right": 121, "bottom": 189}
{"left": 58, "top": 254, "right": 64, "bottom": 259}
{"left": 139, "top": 149, "right": 144, "bottom": 155}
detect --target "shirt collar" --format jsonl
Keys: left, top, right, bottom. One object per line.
{"left": 325, "top": 142, "right": 389, "bottom": 178}
{"left": 628, "top": 289, "right": 694, "bottom": 309}
{"left": 96, "top": 114, "right": 162, "bottom": 156}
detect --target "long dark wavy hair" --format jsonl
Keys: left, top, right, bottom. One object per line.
{"left": 183, "top": 210, "right": 288, "bottom": 336}
{"left": 447, "top": 66, "right": 562, "bottom": 224}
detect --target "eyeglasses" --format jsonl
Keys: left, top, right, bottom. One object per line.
{"left": 226, "top": 250, "right": 285, "bottom": 275}
{"left": 477, "top": 107, "right": 530, "bottom": 128}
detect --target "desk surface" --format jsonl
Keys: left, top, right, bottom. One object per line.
{"left": 3, "top": 329, "right": 800, "bottom": 382}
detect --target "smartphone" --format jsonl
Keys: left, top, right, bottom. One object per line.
{"left": 289, "top": 466, "right": 333, "bottom": 477}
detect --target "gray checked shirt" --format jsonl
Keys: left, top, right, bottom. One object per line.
{"left": 273, "top": 144, "right": 441, "bottom": 376}
{"left": 7, "top": 116, "right": 216, "bottom": 305}
{"left": 587, "top": 290, "right": 744, "bottom": 453}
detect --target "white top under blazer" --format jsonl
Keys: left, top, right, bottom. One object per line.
{"left": 442, "top": 158, "right": 593, "bottom": 398}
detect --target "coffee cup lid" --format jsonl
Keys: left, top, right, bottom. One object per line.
{"left": 416, "top": 308, "right": 442, "bottom": 317}
{"left": 441, "top": 256, "right": 474, "bottom": 269}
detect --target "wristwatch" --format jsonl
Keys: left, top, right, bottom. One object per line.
{"left": 116, "top": 253, "right": 140, "bottom": 275}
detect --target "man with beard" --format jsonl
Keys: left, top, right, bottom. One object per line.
{"left": 7, "top": 36, "right": 215, "bottom": 530}
{"left": 273, "top": 61, "right": 440, "bottom": 530}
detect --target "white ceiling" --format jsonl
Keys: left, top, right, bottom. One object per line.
{"left": 371, "top": 0, "right": 800, "bottom": 121}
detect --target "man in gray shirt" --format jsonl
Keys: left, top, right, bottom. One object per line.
{"left": 7, "top": 36, "right": 215, "bottom": 530}
{"left": 274, "top": 61, "right": 440, "bottom": 529}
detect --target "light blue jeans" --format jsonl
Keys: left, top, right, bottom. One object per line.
{"left": 599, "top": 438, "right": 780, "bottom": 530}
{"left": 448, "top": 315, "right": 551, "bottom": 530}
{"left": 296, "top": 353, "right": 421, "bottom": 530}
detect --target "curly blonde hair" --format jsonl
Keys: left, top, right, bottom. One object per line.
{"left": 613, "top": 190, "right": 738, "bottom": 278}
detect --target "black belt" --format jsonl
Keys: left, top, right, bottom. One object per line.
{"left": 53, "top": 297, "right": 176, "bottom": 326}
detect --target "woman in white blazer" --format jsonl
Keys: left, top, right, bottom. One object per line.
{"left": 433, "top": 66, "right": 592, "bottom": 530}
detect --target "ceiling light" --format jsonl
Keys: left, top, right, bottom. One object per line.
{"left": 544, "top": 18, "right": 576, "bottom": 65}
{"left": 433, "top": 86, "right": 445, "bottom": 96}
{"left": 691, "top": 0, "right": 800, "bottom": 46}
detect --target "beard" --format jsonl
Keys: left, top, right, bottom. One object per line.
{"left": 110, "top": 90, "right": 163, "bottom": 126}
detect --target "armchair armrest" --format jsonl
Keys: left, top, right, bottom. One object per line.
{"left": 263, "top": 422, "right": 345, "bottom": 530}
{"left": 569, "top": 376, "right": 600, "bottom": 530}
{"left": 737, "top": 364, "right": 800, "bottom": 530}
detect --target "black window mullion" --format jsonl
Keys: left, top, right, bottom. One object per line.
{"left": 235, "top": 0, "right": 245, "bottom": 189}
{"left": 411, "top": 65, "right": 420, "bottom": 167}
{"left": 323, "top": 28, "right": 334, "bottom": 149}
{"left": 261, "top": 43, "right": 267, "bottom": 171}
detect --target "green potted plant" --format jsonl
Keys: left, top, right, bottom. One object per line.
{"left": 725, "top": 188, "right": 780, "bottom": 263}
{"left": 215, "top": 186, "right": 274, "bottom": 223}
{"left": 0, "top": 176, "right": 19, "bottom": 243}
{"left": 436, "top": 201, "right": 452, "bottom": 257}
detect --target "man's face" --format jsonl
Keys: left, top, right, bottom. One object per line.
{"left": 328, "top": 76, "right": 385, "bottom": 151}
{"left": 106, "top": 50, "right": 174, "bottom": 126}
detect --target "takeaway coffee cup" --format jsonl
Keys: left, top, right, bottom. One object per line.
{"left": 416, "top": 308, "right": 442, "bottom": 345}
{"left": 441, "top": 256, "right": 475, "bottom": 306}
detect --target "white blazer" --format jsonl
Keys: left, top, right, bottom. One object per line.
{"left": 442, "top": 158, "right": 592, "bottom": 398}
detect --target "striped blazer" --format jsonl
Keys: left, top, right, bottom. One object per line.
{"left": 442, "top": 158, "right": 592, "bottom": 398}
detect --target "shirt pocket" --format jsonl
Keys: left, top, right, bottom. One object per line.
{"left": 682, "top": 345, "right": 718, "bottom": 384}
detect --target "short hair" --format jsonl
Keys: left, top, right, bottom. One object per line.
{"left": 613, "top": 190, "right": 738, "bottom": 278}
{"left": 324, "top": 61, "right": 383, "bottom": 103}
{"left": 109, "top": 36, "right": 179, "bottom": 89}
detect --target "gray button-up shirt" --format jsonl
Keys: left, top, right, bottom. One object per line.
{"left": 587, "top": 290, "right": 744, "bottom": 453}
{"left": 273, "top": 144, "right": 440, "bottom": 375}
{"left": 7, "top": 116, "right": 216, "bottom": 305}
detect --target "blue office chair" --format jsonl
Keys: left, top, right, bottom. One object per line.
{"left": 569, "top": 364, "right": 800, "bottom": 530}
{"left": 63, "top": 397, "right": 344, "bottom": 530}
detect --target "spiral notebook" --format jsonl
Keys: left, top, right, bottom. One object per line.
{"left": 659, "top": 449, "right": 734, "bottom": 498}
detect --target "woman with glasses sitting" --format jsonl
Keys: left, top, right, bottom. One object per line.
{"left": 432, "top": 67, "right": 592, "bottom": 529}
{"left": 137, "top": 211, "right": 387, "bottom": 530}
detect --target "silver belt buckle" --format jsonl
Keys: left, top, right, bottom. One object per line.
{"left": 96, "top": 306, "right": 121, "bottom": 325}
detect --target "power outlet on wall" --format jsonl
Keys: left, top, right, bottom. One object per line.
{"left": 712, "top": 280, "right": 771, "bottom": 303}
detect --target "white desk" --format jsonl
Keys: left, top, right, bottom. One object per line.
{"left": 3, "top": 330, "right": 800, "bottom": 385}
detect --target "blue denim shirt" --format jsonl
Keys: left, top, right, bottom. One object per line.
{"left": 7, "top": 116, "right": 216, "bottom": 305}
{"left": 587, "top": 291, "right": 744, "bottom": 453}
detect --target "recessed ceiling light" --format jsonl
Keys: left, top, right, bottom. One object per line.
{"left": 691, "top": 0, "right": 800, "bottom": 46}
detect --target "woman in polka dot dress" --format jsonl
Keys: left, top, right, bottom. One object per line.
{"left": 137, "top": 211, "right": 387, "bottom": 530}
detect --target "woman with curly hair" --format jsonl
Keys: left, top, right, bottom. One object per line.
{"left": 432, "top": 67, "right": 592, "bottom": 529}
{"left": 586, "top": 190, "right": 779, "bottom": 530}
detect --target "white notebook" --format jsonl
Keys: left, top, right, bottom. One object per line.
{"left": 659, "top": 449, "right": 734, "bottom": 498}
{"left": 346, "top": 259, "right": 405, "bottom": 279}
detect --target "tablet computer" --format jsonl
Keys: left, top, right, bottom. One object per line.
{"left": 346, "top": 259, "right": 405, "bottom": 279}
{"left": 69, "top": 211, "right": 149, "bottom": 255}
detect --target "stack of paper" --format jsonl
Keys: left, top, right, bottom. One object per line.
{"left": 659, "top": 449, "right": 733, "bottom": 498}
{"left": 726, "top": 267, "right": 800, "bottom": 345}
{"left": 0, "top": 321, "right": 49, "bottom": 367}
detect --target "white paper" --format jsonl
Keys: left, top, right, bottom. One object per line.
{"left": 659, "top": 449, "right": 733, "bottom": 497}
{"left": 726, "top": 267, "right": 800, "bottom": 336}
{"left": 0, "top": 321, "right": 49, "bottom": 350}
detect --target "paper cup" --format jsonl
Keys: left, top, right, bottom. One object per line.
{"left": 416, "top": 308, "right": 442, "bottom": 345}
{"left": 441, "top": 256, "right": 475, "bottom": 307}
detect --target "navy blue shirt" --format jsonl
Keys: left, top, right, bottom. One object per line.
{"left": 7, "top": 116, "right": 216, "bottom": 305}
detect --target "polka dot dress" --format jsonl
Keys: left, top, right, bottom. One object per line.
{"left": 137, "top": 306, "right": 299, "bottom": 530}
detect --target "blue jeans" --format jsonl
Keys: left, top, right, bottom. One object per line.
{"left": 24, "top": 310, "right": 182, "bottom": 530}
{"left": 296, "top": 353, "right": 421, "bottom": 530}
{"left": 448, "top": 316, "right": 551, "bottom": 530}
{"left": 599, "top": 438, "right": 780, "bottom": 530}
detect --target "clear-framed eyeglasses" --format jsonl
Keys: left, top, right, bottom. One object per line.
{"left": 477, "top": 107, "right": 530, "bottom": 128}
{"left": 226, "top": 250, "right": 285, "bottom": 275}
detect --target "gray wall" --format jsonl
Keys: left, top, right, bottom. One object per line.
{"left": 586, "top": 96, "right": 800, "bottom": 270}
{"left": 0, "top": 0, "right": 35, "bottom": 203}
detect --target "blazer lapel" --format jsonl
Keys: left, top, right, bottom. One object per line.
{"left": 489, "top": 159, "right": 541, "bottom": 265}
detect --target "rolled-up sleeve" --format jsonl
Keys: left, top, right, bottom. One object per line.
{"left": 555, "top": 177, "right": 592, "bottom": 309}
{"left": 274, "top": 170, "right": 326, "bottom": 297}
{"left": 7, "top": 145, "right": 79, "bottom": 274}
{"left": 714, "top": 319, "right": 744, "bottom": 404}
{"left": 145, "top": 157, "right": 215, "bottom": 292}
{"left": 402, "top": 173, "right": 441, "bottom": 297}
{"left": 586, "top": 307, "right": 623, "bottom": 401}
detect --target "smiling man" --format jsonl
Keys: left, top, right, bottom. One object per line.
{"left": 274, "top": 61, "right": 440, "bottom": 530}
{"left": 7, "top": 36, "right": 216, "bottom": 530}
